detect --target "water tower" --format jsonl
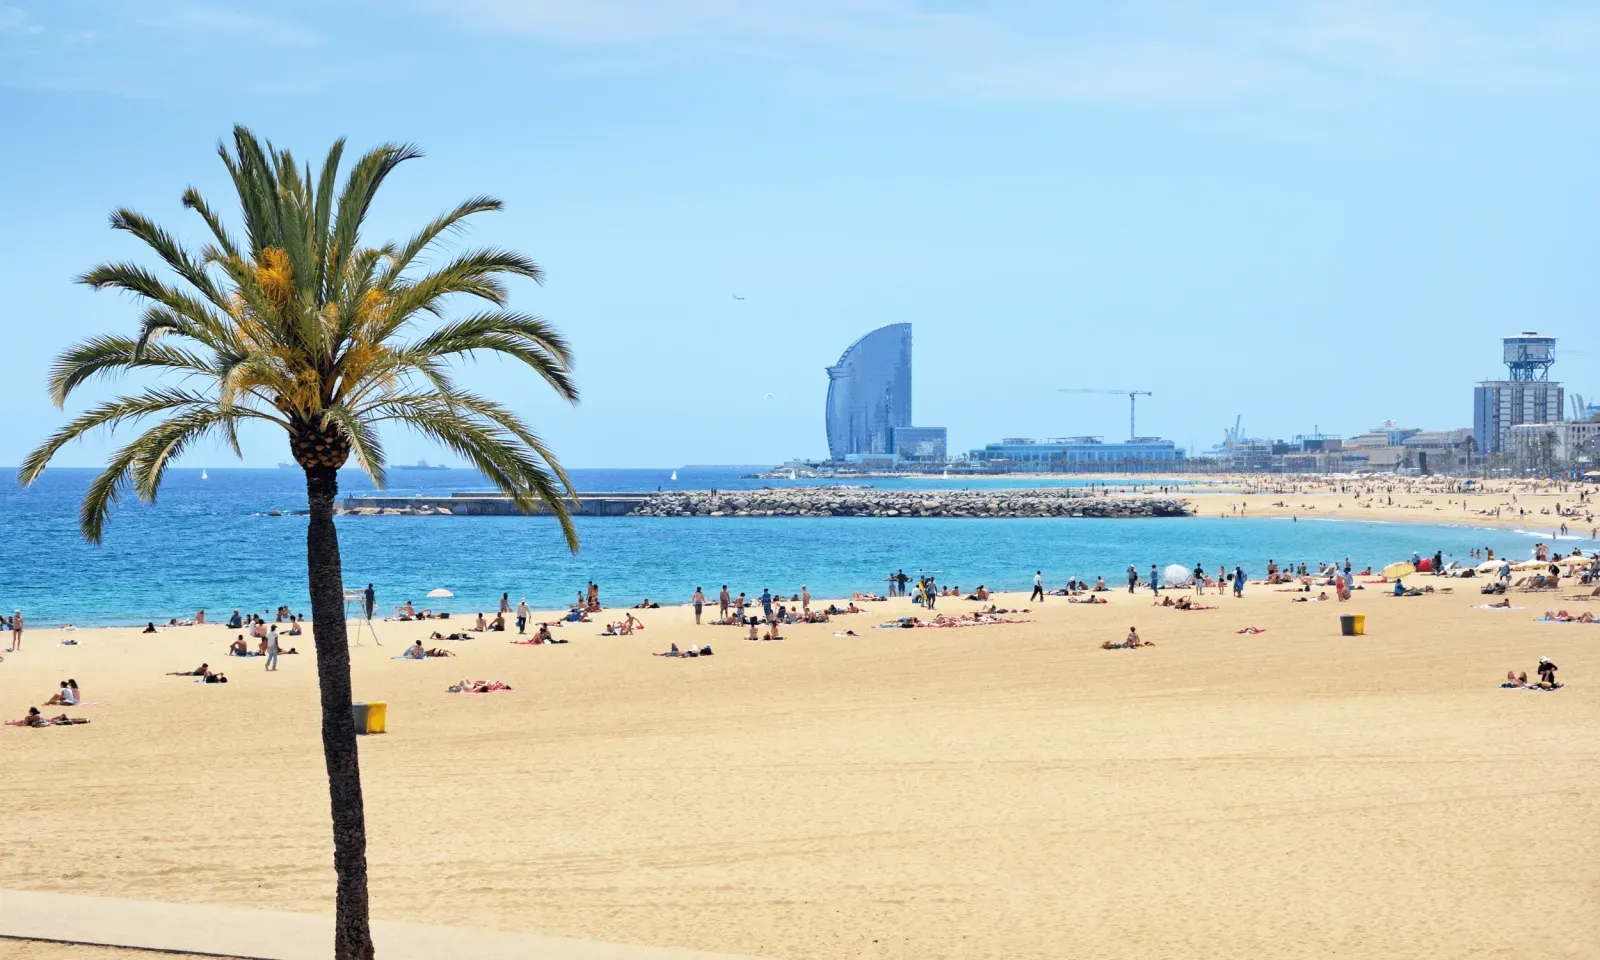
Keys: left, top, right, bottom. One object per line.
{"left": 1502, "top": 332, "right": 1556, "bottom": 381}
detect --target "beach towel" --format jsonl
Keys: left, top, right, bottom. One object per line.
{"left": 1472, "top": 605, "right": 1525, "bottom": 610}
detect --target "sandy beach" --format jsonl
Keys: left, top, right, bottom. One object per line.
{"left": 4, "top": 570, "right": 1598, "bottom": 960}
{"left": 1132, "top": 474, "right": 1598, "bottom": 536}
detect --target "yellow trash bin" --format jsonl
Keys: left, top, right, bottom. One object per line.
{"left": 1352, "top": 615, "right": 1366, "bottom": 636}
{"left": 365, "top": 701, "right": 387, "bottom": 734}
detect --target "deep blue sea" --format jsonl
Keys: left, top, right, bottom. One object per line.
{"left": 1, "top": 467, "right": 1590, "bottom": 626}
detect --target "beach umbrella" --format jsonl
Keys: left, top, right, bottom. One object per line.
{"left": 1381, "top": 562, "right": 1415, "bottom": 579}
{"left": 1162, "top": 563, "right": 1191, "bottom": 586}
{"left": 1475, "top": 561, "right": 1503, "bottom": 574}
{"left": 426, "top": 588, "right": 453, "bottom": 598}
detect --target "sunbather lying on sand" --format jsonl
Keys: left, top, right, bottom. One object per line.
{"left": 1236, "top": 627, "right": 1267, "bottom": 634}
{"left": 833, "top": 630, "right": 859, "bottom": 637}
{"left": 1540, "top": 610, "right": 1596, "bottom": 623}
{"left": 1068, "top": 595, "right": 1107, "bottom": 604}
{"left": 167, "top": 663, "right": 213, "bottom": 678}
{"left": 655, "top": 644, "right": 714, "bottom": 658}
{"left": 430, "top": 631, "right": 475, "bottom": 641}
{"left": 1500, "top": 670, "right": 1528, "bottom": 688}
{"left": 7, "top": 707, "right": 90, "bottom": 727}
{"left": 425, "top": 648, "right": 455, "bottom": 658}
{"left": 451, "top": 679, "right": 513, "bottom": 693}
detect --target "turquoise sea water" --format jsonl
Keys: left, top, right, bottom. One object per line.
{"left": 1, "top": 467, "right": 1590, "bottom": 626}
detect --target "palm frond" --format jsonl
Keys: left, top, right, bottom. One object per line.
{"left": 370, "top": 396, "right": 578, "bottom": 551}
{"left": 395, "top": 311, "right": 577, "bottom": 402}
{"left": 47, "top": 336, "right": 215, "bottom": 408}
{"left": 380, "top": 195, "right": 502, "bottom": 285}
{"left": 21, "top": 388, "right": 220, "bottom": 486}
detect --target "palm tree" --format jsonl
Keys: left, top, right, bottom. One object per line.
{"left": 20, "top": 126, "right": 579, "bottom": 959}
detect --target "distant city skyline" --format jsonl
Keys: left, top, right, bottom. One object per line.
{"left": 3, "top": 2, "right": 1598, "bottom": 468}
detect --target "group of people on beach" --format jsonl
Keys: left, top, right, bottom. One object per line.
{"left": 1501, "top": 658, "right": 1560, "bottom": 690}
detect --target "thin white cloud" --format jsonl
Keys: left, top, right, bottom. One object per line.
{"left": 1, "top": 3, "right": 45, "bottom": 34}
{"left": 134, "top": 3, "right": 318, "bottom": 47}
{"left": 430, "top": 0, "right": 1600, "bottom": 102}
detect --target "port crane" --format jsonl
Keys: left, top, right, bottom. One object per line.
{"left": 1057, "top": 388, "right": 1153, "bottom": 441}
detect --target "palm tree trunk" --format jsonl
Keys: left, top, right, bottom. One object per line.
{"left": 304, "top": 466, "right": 375, "bottom": 960}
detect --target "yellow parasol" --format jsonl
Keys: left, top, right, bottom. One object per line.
{"left": 1381, "top": 562, "right": 1416, "bottom": 579}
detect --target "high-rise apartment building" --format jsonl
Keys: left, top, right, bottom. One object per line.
{"left": 1473, "top": 333, "right": 1564, "bottom": 455}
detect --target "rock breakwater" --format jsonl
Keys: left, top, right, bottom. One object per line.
{"left": 625, "top": 489, "right": 1191, "bottom": 519}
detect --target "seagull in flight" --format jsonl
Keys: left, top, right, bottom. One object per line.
{"left": 732, "top": 295, "right": 745, "bottom": 300}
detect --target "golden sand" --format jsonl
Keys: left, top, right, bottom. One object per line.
{"left": 1158, "top": 474, "right": 1598, "bottom": 535}
{"left": 3, "top": 566, "right": 1597, "bottom": 959}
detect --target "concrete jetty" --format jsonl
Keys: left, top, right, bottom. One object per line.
{"left": 339, "top": 489, "right": 1192, "bottom": 519}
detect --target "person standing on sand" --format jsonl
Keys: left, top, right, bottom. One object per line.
{"left": 1031, "top": 571, "right": 1045, "bottom": 602}
{"left": 10, "top": 610, "right": 21, "bottom": 652}
{"left": 265, "top": 624, "right": 279, "bottom": 671}
{"left": 801, "top": 586, "right": 810, "bottom": 615}
{"left": 719, "top": 585, "right": 730, "bottom": 618}
{"left": 500, "top": 592, "right": 511, "bottom": 616}
{"left": 363, "top": 584, "right": 375, "bottom": 621}
{"left": 1233, "top": 566, "right": 1245, "bottom": 598}
{"left": 515, "top": 598, "right": 531, "bottom": 634}
{"left": 897, "top": 569, "right": 910, "bottom": 597}
{"left": 1127, "top": 564, "right": 1138, "bottom": 594}
{"left": 692, "top": 587, "right": 706, "bottom": 625}
{"left": 760, "top": 588, "right": 774, "bottom": 623}
{"left": 1150, "top": 565, "right": 1160, "bottom": 596}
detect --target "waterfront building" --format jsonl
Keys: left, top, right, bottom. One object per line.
{"left": 968, "top": 436, "right": 1181, "bottom": 469}
{"left": 1473, "top": 333, "right": 1565, "bottom": 455}
{"left": 823, "top": 323, "right": 946, "bottom": 463}
{"left": 824, "top": 323, "right": 912, "bottom": 459}
{"left": 1506, "top": 420, "right": 1600, "bottom": 470}
{"left": 891, "top": 426, "right": 947, "bottom": 463}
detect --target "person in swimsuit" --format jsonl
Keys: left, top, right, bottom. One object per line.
{"left": 692, "top": 587, "right": 706, "bottom": 625}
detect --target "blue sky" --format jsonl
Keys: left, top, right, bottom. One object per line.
{"left": 2, "top": 0, "right": 1597, "bottom": 468}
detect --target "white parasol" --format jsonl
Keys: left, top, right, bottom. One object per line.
{"left": 426, "top": 588, "right": 453, "bottom": 598}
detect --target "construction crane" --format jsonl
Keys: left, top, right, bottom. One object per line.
{"left": 1058, "top": 388, "right": 1153, "bottom": 441}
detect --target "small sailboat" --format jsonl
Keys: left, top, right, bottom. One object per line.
{"left": 789, "top": 469, "right": 797, "bottom": 480}
{"left": 201, "top": 469, "right": 208, "bottom": 480}
{"left": 942, "top": 467, "right": 950, "bottom": 479}
{"left": 670, "top": 470, "right": 678, "bottom": 481}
